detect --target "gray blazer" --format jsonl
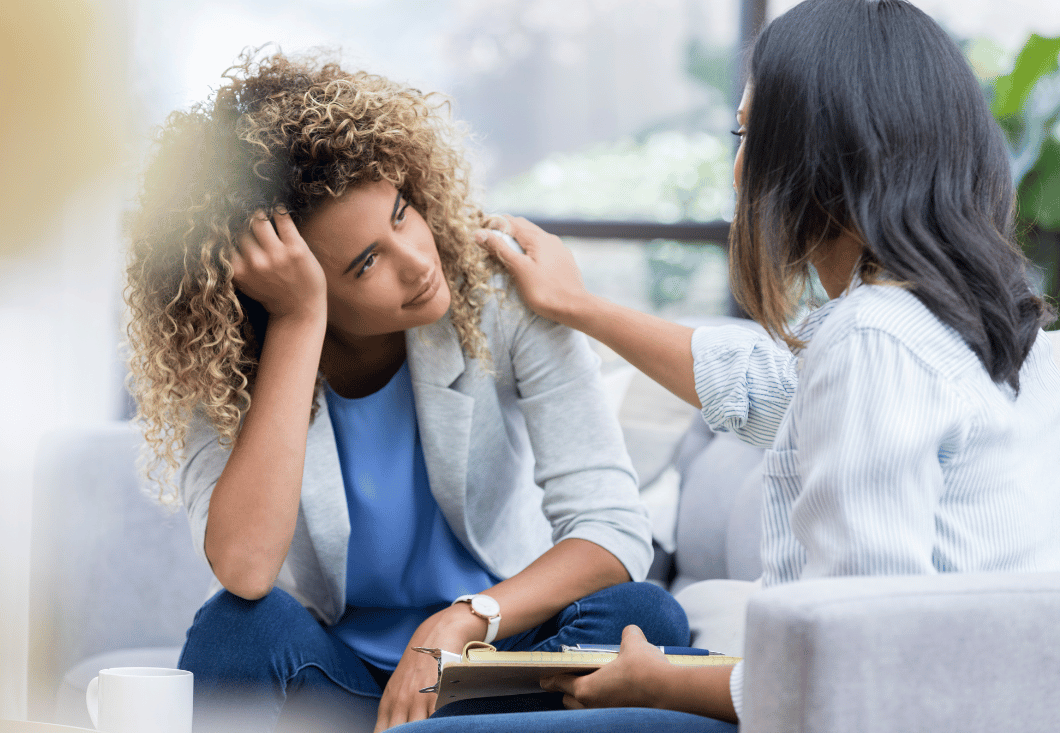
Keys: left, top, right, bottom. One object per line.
{"left": 179, "top": 287, "right": 652, "bottom": 624}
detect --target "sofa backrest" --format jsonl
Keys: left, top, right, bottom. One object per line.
{"left": 28, "top": 422, "right": 212, "bottom": 721}
{"left": 672, "top": 420, "right": 765, "bottom": 593}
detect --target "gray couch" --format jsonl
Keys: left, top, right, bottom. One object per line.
{"left": 28, "top": 424, "right": 212, "bottom": 729}
{"left": 741, "top": 571, "right": 1060, "bottom": 732}
{"left": 27, "top": 330, "right": 1060, "bottom": 731}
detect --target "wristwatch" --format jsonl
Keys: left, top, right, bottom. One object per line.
{"left": 452, "top": 594, "right": 502, "bottom": 644}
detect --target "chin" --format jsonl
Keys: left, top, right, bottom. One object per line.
{"left": 417, "top": 286, "right": 452, "bottom": 327}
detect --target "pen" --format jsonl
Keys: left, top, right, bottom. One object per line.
{"left": 561, "top": 644, "right": 724, "bottom": 656}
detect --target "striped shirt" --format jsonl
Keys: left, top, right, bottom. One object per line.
{"left": 692, "top": 283, "right": 1060, "bottom": 717}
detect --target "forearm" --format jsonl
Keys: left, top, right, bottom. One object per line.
{"left": 557, "top": 294, "right": 700, "bottom": 408}
{"left": 376, "top": 539, "right": 627, "bottom": 731}
{"left": 389, "top": 537, "right": 631, "bottom": 725}
{"left": 455, "top": 538, "right": 632, "bottom": 642}
{"left": 653, "top": 662, "right": 738, "bottom": 723}
{"left": 204, "top": 309, "right": 327, "bottom": 598}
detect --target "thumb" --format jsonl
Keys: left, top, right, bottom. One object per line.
{"left": 620, "top": 624, "right": 648, "bottom": 648}
{"left": 539, "top": 673, "right": 577, "bottom": 695}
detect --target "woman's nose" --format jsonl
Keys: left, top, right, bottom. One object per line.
{"left": 396, "top": 238, "right": 433, "bottom": 282}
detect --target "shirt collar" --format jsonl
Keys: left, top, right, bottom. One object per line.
{"left": 791, "top": 274, "right": 863, "bottom": 355}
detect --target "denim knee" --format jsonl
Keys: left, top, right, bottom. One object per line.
{"left": 589, "top": 582, "right": 690, "bottom": 646}
{"left": 179, "top": 587, "right": 320, "bottom": 677}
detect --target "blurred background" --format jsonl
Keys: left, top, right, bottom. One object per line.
{"left": 2, "top": 0, "right": 1058, "bottom": 720}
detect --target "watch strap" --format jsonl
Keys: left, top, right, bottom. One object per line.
{"left": 452, "top": 594, "right": 501, "bottom": 644}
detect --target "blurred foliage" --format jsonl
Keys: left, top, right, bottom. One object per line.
{"left": 484, "top": 36, "right": 738, "bottom": 314}
{"left": 485, "top": 131, "right": 733, "bottom": 222}
{"left": 986, "top": 34, "right": 1060, "bottom": 316}
{"left": 483, "top": 131, "right": 733, "bottom": 311}
{"left": 642, "top": 39, "right": 736, "bottom": 311}
{"left": 646, "top": 240, "right": 715, "bottom": 309}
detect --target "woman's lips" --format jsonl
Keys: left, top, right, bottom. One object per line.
{"left": 404, "top": 269, "right": 441, "bottom": 307}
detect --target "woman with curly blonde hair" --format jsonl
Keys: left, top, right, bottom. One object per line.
{"left": 125, "top": 50, "right": 687, "bottom": 733}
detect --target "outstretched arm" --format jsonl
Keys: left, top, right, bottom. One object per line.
{"left": 477, "top": 216, "right": 701, "bottom": 408}
{"left": 479, "top": 217, "right": 802, "bottom": 447}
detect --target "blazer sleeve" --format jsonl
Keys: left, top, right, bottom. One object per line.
{"left": 176, "top": 411, "right": 232, "bottom": 569}
{"left": 502, "top": 295, "right": 654, "bottom": 582}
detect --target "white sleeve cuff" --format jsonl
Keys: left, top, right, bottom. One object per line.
{"left": 729, "top": 659, "right": 745, "bottom": 721}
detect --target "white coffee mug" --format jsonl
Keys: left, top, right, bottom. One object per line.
{"left": 86, "top": 667, "right": 193, "bottom": 733}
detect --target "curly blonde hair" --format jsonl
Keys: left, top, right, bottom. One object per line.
{"left": 125, "top": 49, "right": 498, "bottom": 498}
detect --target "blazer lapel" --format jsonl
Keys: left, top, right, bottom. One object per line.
{"left": 406, "top": 314, "right": 476, "bottom": 549}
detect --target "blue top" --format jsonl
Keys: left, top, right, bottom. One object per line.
{"left": 324, "top": 361, "right": 499, "bottom": 671}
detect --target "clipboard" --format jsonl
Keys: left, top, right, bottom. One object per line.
{"left": 415, "top": 641, "right": 742, "bottom": 705}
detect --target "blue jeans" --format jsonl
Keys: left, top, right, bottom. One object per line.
{"left": 178, "top": 582, "right": 688, "bottom": 733}
{"left": 396, "top": 708, "right": 739, "bottom": 733}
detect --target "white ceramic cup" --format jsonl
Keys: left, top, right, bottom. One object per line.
{"left": 85, "top": 667, "right": 193, "bottom": 733}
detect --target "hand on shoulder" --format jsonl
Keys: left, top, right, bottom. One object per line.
{"left": 476, "top": 215, "right": 596, "bottom": 329}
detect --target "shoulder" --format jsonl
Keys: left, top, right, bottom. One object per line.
{"left": 478, "top": 270, "right": 572, "bottom": 349}
{"left": 806, "top": 283, "right": 980, "bottom": 381}
{"left": 473, "top": 231, "right": 533, "bottom": 340}
{"left": 183, "top": 406, "right": 226, "bottom": 454}
{"left": 481, "top": 271, "right": 528, "bottom": 328}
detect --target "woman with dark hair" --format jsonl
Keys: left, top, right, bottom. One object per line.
{"left": 399, "top": 0, "right": 1060, "bottom": 730}
{"left": 125, "top": 50, "right": 689, "bottom": 733}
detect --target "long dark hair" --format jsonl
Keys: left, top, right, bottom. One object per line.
{"left": 729, "top": 0, "right": 1054, "bottom": 390}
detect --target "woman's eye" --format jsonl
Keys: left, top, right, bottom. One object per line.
{"left": 395, "top": 199, "right": 410, "bottom": 225}
{"left": 357, "top": 252, "right": 377, "bottom": 277}
{"left": 731, "top": 128, "right": 745, "bottom": 138}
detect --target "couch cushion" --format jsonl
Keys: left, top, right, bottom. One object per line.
{"left": 674, "top": 578, "right": 760, "bottom": 658}
{"left": 673, "top": 433, "right": 765, "bottom": 591}
{"left": 29, "top": 424, "right": 213, "bottom": 722}
{"left": 726, "top": 460, "right": 764, "bottom": 580}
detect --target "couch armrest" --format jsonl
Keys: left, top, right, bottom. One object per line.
{"left": 740, "top": 572, "right": 1060, "bottom": 733}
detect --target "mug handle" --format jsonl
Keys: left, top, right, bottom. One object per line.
{"left": 86, "top": 675, "right": 100, "bottom": 729}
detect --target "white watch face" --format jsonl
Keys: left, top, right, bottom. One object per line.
{"left": 470, "top": 594, "right": 500, "bottom": 618}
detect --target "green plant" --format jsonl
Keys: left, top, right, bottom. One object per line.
{"left": 989, "top": 34, "right": 1060, "bottom": 322}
